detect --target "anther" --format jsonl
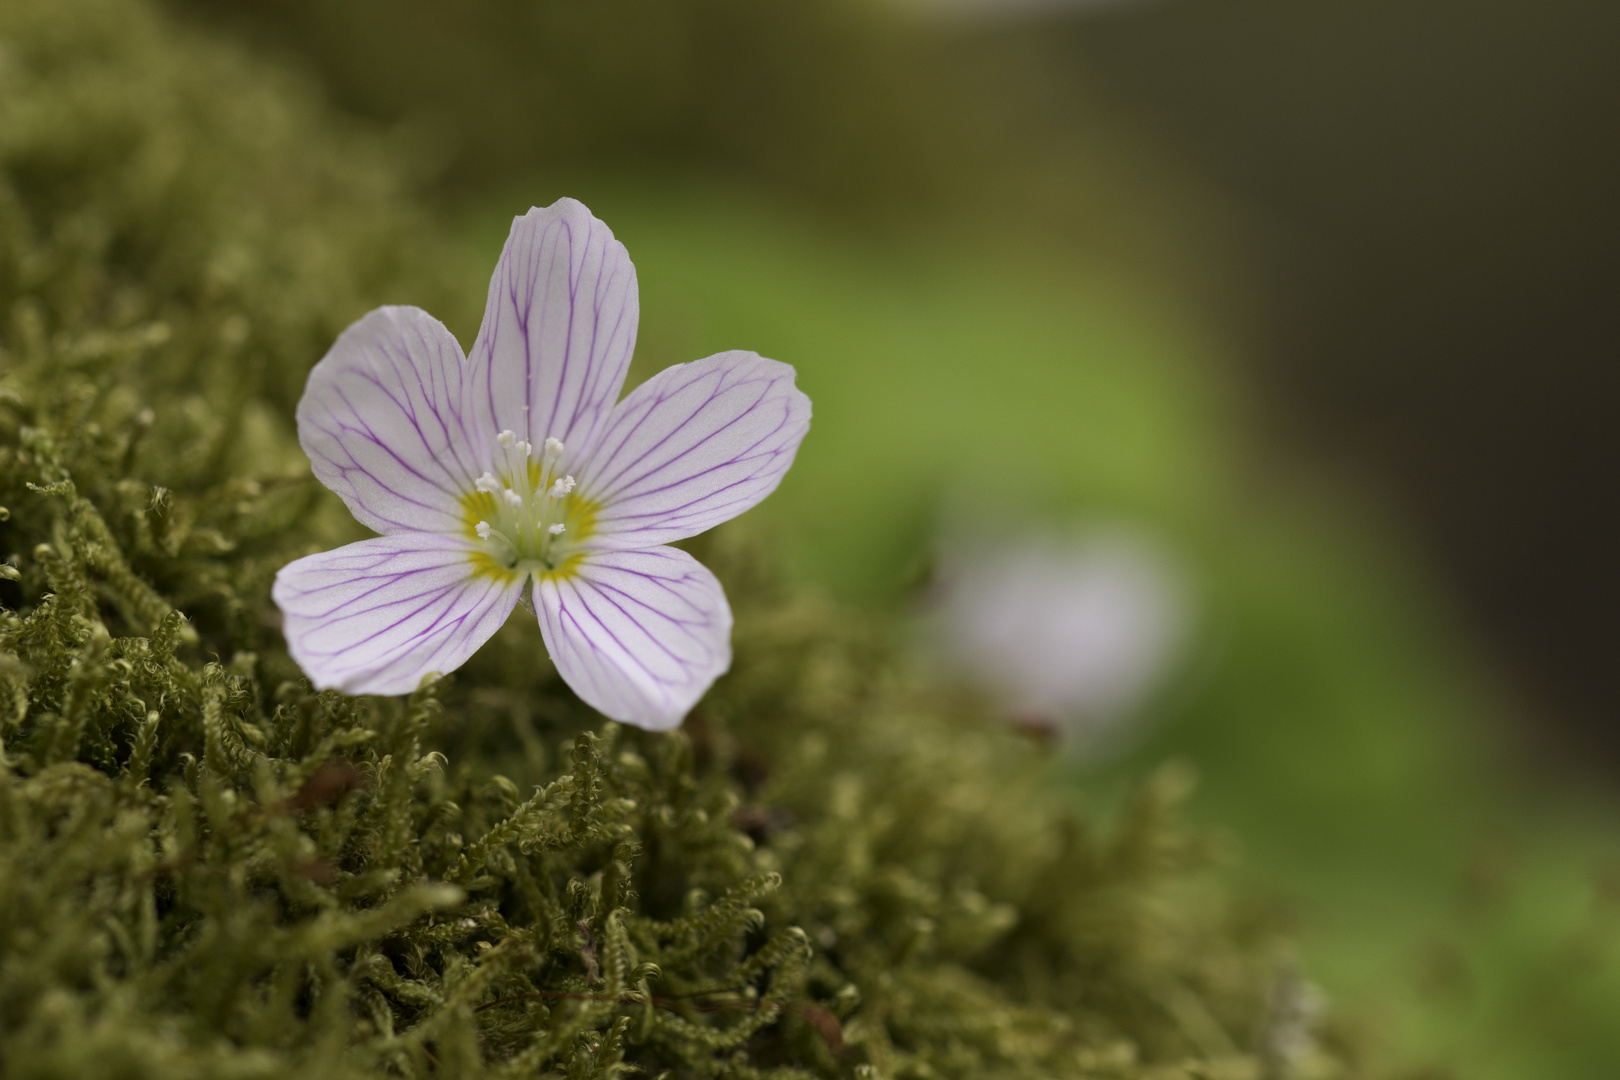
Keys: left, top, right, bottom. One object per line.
{"left": 475, "top": 521, "right": 492, "bottom": 539}
{"left": 514, "top": 439, "right": 533, "bottom": 458}
{"left": 475, "top": 472, "right": 501, "bottom": 493}
{"left": 543, "top": 436, "right": 565, "bottom": 455}
{"left": 502, "top": 489, "right": 523, "bottom": 508}
{"left": 549, "top": 475, "right": 576, "bottom": 497}
{"left": 548, "top": 523, "right": 567, "bottom": 535}
{"left": 497, "top": 430, "right": 516, "bottom": 447}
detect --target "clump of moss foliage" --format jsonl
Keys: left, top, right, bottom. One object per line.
{"left": 0, "top": 2, "right": 1361, "bottom": 1078}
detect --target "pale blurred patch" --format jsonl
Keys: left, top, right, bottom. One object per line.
{"left": 889, "top": 0, "right": 1157, "bottom": 24}
{"left": 928, "top": 525, "right": 1190, "bottom": 752}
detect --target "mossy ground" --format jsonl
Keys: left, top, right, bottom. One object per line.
{"left": 0, "top": 2, "right": 1362, "bottom": 1077}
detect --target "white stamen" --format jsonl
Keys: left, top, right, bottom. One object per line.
{"left": 469, "top": 432, "right": 577, "bottom": 567}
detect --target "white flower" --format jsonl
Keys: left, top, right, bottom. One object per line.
{"left": 933, "top": 529, "right": 1189, "bottom": 744}
{"left": 273, "top": 199, "right": 812, "bottom": 729}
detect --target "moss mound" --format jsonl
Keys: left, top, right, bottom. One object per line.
{"left": 0, "top": 1, "right": 1359, "bottom": 1077}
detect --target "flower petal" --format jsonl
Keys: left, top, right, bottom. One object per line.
{"left": 534, "top": 546, "right": 732, "bottom": 730}
{"left": 466, "top": 198, "right": 638, "bottom": 466}
{"left": 297, "top": 306, "right": 487, "bottom": 536}
{"left": 580, "top": 352, "right": 811, "bottom": 547}
{"left": 273, "top": 534, "right": 522, "bottom": 696}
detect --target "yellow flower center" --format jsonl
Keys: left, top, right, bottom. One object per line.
{"left": 463, "top": 432, "right": 595, "bottom": 580}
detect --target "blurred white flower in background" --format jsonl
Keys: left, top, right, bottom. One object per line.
{"left": 929, "top": 527, "right": 1191, "bottom": 752}
{"left": 890, "top": 0, "right": 1156, "bottom": 24}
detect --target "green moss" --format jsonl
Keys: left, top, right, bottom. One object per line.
{"left": 0, "top": 1, "right": 1363, "bottom": 1077}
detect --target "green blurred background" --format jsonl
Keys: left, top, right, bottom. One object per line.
{"left": 171, "top": 1, "right": 1620, "bottom": 1075}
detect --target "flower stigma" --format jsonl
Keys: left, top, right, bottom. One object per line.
{"left": 465, "top": 432, "right": 592, "bottom": 577}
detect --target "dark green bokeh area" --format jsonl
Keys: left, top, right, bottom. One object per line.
{"left": 129, "top": 2, "right": 1620, "bottom": 1075}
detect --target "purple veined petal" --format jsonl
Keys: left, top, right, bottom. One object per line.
{"left": 533, "top": 546, "right": 733, "bottom": 730}
{"left": 465, "top": 199, "right": 638, "bottom": 469}
{"left": 297, "top": 306, "right": 490, "bottom": 536}
{"left": 579, "top": 351, "right": 811, "bottom": 548}
{"left": 273, "top": 533, "right": 524, "bottom": 696}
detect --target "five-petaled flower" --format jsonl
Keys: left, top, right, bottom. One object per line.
{"left": 272, "top": 199, "right": 811, "bottom": 730}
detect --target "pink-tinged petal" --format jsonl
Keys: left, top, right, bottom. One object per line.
{"left": 273, "top": 534, "right": 523, "bottom": 696}
{"left": 580, "top": 352, "right": 811, "bottom": 547}
{"left": 534, "top": 547, "right": 732, "bottom": 730}
{"left": 466, "top": 199, "right": 638, "bottom": 467}
{"left": 297, "top": 307, "right": 488, "bottom": 536}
